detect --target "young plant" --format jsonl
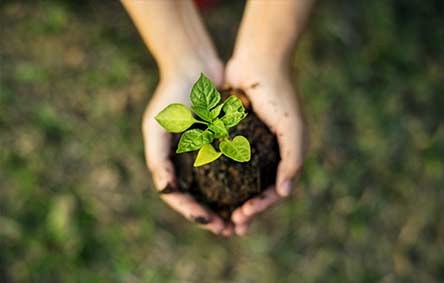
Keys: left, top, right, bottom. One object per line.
{"left": 155, "top": 73, "right": 251, "bottom": 167}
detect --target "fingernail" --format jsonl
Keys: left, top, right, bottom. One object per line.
{"left": 279, "top": 180, "right": 294, "bottom": 197}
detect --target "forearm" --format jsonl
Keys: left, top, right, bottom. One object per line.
{"left": 121, "top": 0, "right": 220, "bottom": 79}
{"left": 233, "top": 0, "right": 315, "bottom": 65}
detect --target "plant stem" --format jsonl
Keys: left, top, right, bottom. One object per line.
{"left": 194, "top": 120, "right": 209, "bottom": 125}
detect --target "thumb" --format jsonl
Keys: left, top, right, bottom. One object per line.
{"left": 276, "top": 162, "right": 302, "bottom": 197}
{"left": 150, "top": 159, "right": 176, "bottom": 191}
{"left": 275, "top": 123, "right": 307, "bottom": 197}
{"left": 143, "top": 107, "right": 176, "bottom": 191}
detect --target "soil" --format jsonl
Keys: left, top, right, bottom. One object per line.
{"left": 169, "top": 89, "right": 280, "bottom": 221}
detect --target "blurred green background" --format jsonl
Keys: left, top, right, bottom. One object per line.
{"left": 1, "top": 0, "right": 443, "bottom": 282}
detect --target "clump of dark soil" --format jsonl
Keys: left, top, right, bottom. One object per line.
{"left": 170, "top": 89, "right": 280, "bottom": 220}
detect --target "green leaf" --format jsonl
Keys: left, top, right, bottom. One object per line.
{"left": 192, "top": 102, "right": 224, "bottom": 122}
{"left": 219, "top": 135, "right": 251, "bottom": 162}
{"left": 190, "top": 105, "right": 212, "bottom": 122}
{"left": 208, "top": 119, "right": 228, "bottom": 138}
{"left": 176, "top": 129, "right": 213, "bottom": 153}
{"left": 190, "top": 73, "right": 221, "bottom": 110}
{"left": 221, "top": 111, "right": 247, "bottom": 128}
{"left": 223, "top": 95, "right": 245, "bottom": 114}
{"left": 220, "top": 95, "right": 247, "bottom": 128}
{"left": 155, "top": 103, "right": 196, "bottom": 133}
{"left": 210, "top": 103, "right": 224, "bottom": 119}
{"left": 194, "top": 144, "right": 222, "bottom": 167}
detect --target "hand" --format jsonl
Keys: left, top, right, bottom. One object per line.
{"left": 142, "top": 62, "right": 234, "bottom": 236}
{"left": 124, "top": 0, "right": 312, "bottom": 236}
{"left": 225, "top": 56, "right": 309, "bottom": 236}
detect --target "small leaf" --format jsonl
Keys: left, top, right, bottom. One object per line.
{"left": 177, "top": 129, "right": 214, "bottom": 153}
{"left": 190, "top": 73, "right": 221, "bottom": 110}
{"left": 191, "top": 105, "right": 213, "bottom": 122}
{"left": 208, "top": 119, "right": 228, "bottom": 138}
{"left": 155, "top": 104, "right": 196, "bottom": 133}
{"left": 219, "top": 135, "right": 251, "bottom": 162}
{"left": 223, "top": 95, "right": 245, "bottom": 114}
{"left": 220, "top": 95, "right": 247, "bottom": 128}
{"left": 194, "top": 144, "right": 222, "bottom": 167}
{"left": 210, "top": 103, "right": 224, "bottom": 119}
{"left": 221, "top": 111, "right": 247, "bottom": 128}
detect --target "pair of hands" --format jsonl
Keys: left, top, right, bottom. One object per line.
{"left": 143, "top": 56, "right": 308, "bottom": 236}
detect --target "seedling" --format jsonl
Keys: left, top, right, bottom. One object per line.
{"left": 155, "top": 73, "right": 251, "bottom": 167}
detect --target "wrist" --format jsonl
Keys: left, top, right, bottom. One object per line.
{"left": 159, "top": 55, "right": 224, "bottom": 87}
{"left": 228, "top": 50, "right": 290, "bottom": 78}
{"left": 232, "top": 42, "right": 293, "bottom": 72}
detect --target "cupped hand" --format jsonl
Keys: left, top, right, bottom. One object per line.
{"left": 142, "top": 63, "right": 234, "bottom": 236}
{"left": 225, "top": 57, "right": 309, "bottom": 236}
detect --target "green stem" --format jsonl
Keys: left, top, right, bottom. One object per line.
{"left": 194, "top": 120, "right": 208, "bottom": 125}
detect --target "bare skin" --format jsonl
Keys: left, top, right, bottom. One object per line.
{"left": 226, "top": 0, "right": 313, "bottom": 235}
{"left": 121, "top": 0, "right": 227, "bottom": 235}
{"left": 122, "top": 0, "right": 313, "bottom": 236}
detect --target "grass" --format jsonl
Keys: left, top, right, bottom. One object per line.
{"left": 1, "top": 0, "right": 443, "bottom": 282}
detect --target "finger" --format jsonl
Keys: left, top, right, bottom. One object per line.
{"left": 221, "top": 222, "right": 234, "bottom": 237}
{"left": 274, "top": 116, "right": 306, "bottom": 197}
{"left": 142, "top": 81, "right": 192, "bottom": 178}
{"left": 151, "top": 159, "right": 177, "bottom": 192}
{"left": 231, "top": 186, "right": 281, "bottom": 226}
{"left": 143, "top": 113, "right": 172, "bottom": 173}
{"left": 142, "top": 100, "right": 176, "bottom": 191}
{"left": 233, "top": 187, "right": 282, "bottom": 236}
{"left": 231, "top": 207, "right": 250, "bottom": 225}
{"left": 241, "top": 186, "right": 281, "bottom": 217}
{"left": 161, "top": 193, "right": 225, "bottom": 234}
{"left": 275, "top": 159, "right": 302, "bottom": 197}
{"left": 235, "top": 221, "right": 251, "bottom": 236}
